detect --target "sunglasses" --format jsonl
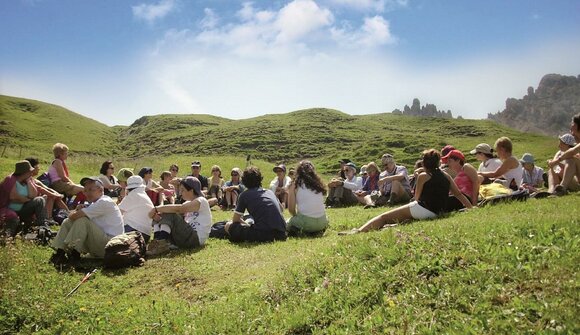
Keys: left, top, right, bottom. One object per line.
{"left": 108, "top": 166, "right": 115, "bottom": 170}
{"left": 231, "top": 173, "right": 239, "bottom": 176}
{"left": 170, "top": 169, "right": 178, "bottom": 172}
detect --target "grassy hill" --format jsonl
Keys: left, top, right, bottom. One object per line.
{"left": 0, "top": 95, "right": 560, "bottom": 178}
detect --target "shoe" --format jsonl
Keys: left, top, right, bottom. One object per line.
{"left": 363, "top": 204, "right": 376, "bottom": 209}
{"left": 553, "top": 185, "right": 568, "bottom": 197}
{"left": 67, "top": 249, "right": 82, "bottom": 267}
{"left": 380, "top": 224, "right": 398, "bottom": 230}
{"left": 338, "top": 228, "right": 361, "bottom": 236}
{"left": 146, "top": 239, "right": 170, "bottom": 256}
{"left": 50, "top": 249, "right": 68, "bottom": 265}
{"left": 44, "top": 218, "right": 59, "bottom": 226}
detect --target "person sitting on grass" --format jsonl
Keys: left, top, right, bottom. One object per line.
{"left": 339, "top": 149, "right": 472, "bottom": 235}
{"left": 208, "top": 165, "right": 225, "bottom": 204}
{"left": 547, "top": 133, "right": 576, "bottom": 194}
{"left": 98, "top": 161, "right": 122, "bottom": 198}
{"left": 374, "top": 153, "right": 412, "bottom": 207}
{"left": 520, "top": 153, "right": 544, "bottom": 193}
{"left": 47, "top": 143, "right": 86, "bottom": 206}
{"left": 225, "top": 166, "right": 287, "bottom": 243}
{"left": 1, "top": 160, "right": 49, "bottom": 237}
{"left": 159, "top": 171, "right": 176, "bottom": 205}
{"left": 547, "top": 113, "right": 580, "bottom": 195}
{"left": 146, "top": 176, "right": 213, "bottom": 256}
{"left": 189, "top": 161, "right": 209, "bottom": 194}
{"left": 470, "top": 143, "right": 502, "bottom": 175}
{"left": 115, "top": 168, "right": 134, "bottom": 203}
{"left": 286, "top": 161, "right": 329, "bottom": 236}
{"left": 478, "top": 137, "right": 523, "bottom": 191}
{"left": 354, "top": 162, "right": 380, "bottom": 208}
{"left": 50, "top": 177, "right": 124, "bottom": 267}
{"left": 119, "top": 176, "right": 154, "bottom": 243}
{"left": 138, "top": 167, "right": 166, "bottom": 206}
{"left": 441, "top": 150, "right": 480, "bottom": 211}
{"left": 26, "top": 157, "right": 68, "bottom": 225}
{"left": 325, "top": 162, "right": 362, "bottom": 207}
{"left": 222, "top": 167, "right": 245, "bottom": 210}
{"left": 269, "top": 164, "right": 291, "bottom": 209}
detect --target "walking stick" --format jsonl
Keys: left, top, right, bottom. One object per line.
{"left": 65, "top": 268, "right": 97, "bottom": 298}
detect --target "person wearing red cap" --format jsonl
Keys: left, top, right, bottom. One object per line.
{"left": 442, "top": 150, "right": 480, "bottom": 210}
{"left": 440, "top": 145, "right": 458, "bottom": 179}
{"left": 340, "top": 149, "right": 472, "bottom": 235}
{"left": 478, "top": 137, "right": 523, "bottom": 191}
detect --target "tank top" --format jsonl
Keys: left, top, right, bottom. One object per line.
{"left": 8, "top": 181, "right": 29, "bottom": 211}
{"left": 454, "top": 167, "right": 473, "bottom": 197}
{"left": 184, "top": 197, "right": 212, "bottom": 246}
{"left": 296, "top": 185, "right": 326, "bottom": 218}
{"left": 502, "top": 157, "right": 523, "bottom": 189}
{"left": 48, "top": 159, "right": 69, "bottom": 183}
{"left": 418, "top": 169, "right": 450, "bottom": 214}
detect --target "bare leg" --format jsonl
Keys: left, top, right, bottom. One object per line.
{"left": 358, "top": 205, "right": 414, "bottom": 232}
{"left": 548, "top": 168, "right": 561, "bottom": 193}
{"left": 45, "top": 196, "right": 55, "bottom": 218}
{"left": 560, "top": 157, "right": 580, "bottom": 191}
{"left": 225, "top": 190, "right": 232, "bottom": 207}
{"left": 231, "top": 192, "right": 238, "bottom": 207}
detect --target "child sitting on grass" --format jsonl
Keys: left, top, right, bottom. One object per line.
{"left": 159, "top": 171, "right": 176, "bottom": 205}
{"left": 208, "top": 165, "right": 225, "bottom": 203}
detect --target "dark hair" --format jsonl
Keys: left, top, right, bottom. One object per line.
{"left": 100, "top": 160, "right": 113, "bottom": 175}
{"left": 138, "top": 167, "right": 153, "bottom": 178}
{"left": 180, "top": 178, "right": 203, "bottom": 197}
{"left": 241, "top": 166, "right": 263, "bottom": 189}
{"left": 413, "top": 159, "right": 423, "bottom": 170}
{"left": 422, "top": 149, "right": 441, "bottom": 172}
{"left": 483, "top": 152, "right": 495, "bottom": 159}
{"left": 293, "top": 160, "right": 326, "bottom": 195}
{"left": 170, "top": 164, "right": 179, "bottom": 172}
{"left": 574, "top": 113, "right": 580, "bottom": 131}
{"left": 160, "top": 171, "right": 171, "bottom": 180}
{"left": 25, "top": 157, "right": 39, "bottom": 167}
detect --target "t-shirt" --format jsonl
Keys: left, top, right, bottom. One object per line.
{"left": 477, "top": 158, "right": 502, "bottom": 173}
{"left": 379, "top": 165, "right": 411, "bottom": 194}
{"left": 296, "top": 185, "right": 326, "bottom": 218}
{"left": 522, "top": 166, "right": 544, "bottom": 187}
{"left": 8, "top": 180, "right": 31, "bottom": 211}
{"left": 224, "top": 181, "right": 245, "bottom": 193}
{"left": 184, "top": 197, "right": 212, "bottom": 246}
{"left": 189, "top": 174, "right": 209, "bottom": 190}
{"left": 269, "top": 176, "right": 291, "bottom": 193}
{"left": 234, "top": 188, "right": 286, "bottom": 233}
{"left": 81, "top": 195, "right": 124, "bottom": 237}
{"left": 343, "top": 176, "right": 363, "bottom": 191}
{"left": 118, "top": 188, "right": 154, "bottom": 236}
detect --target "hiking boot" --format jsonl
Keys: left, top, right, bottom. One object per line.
{"left": 338, "top": 228, "right": 361, "bottom": 236}
{"left": 50, "top": 249, "right": 68, "bottom": 266}
{"left": 553, "top": 185, "right": 568, "bottom": 197}
{"left": 146, "top": 239, "right": 170, "bottom": 256}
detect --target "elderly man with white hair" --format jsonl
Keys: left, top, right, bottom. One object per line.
{"left": 50, "top": 177, "right": 124, "bottom": 267}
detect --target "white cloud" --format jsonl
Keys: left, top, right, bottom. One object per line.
{"left": 132, "top": 0, "right": 175, "bottom": 24}
{"left": 331, "top": 15, "right": 396, "bottom": 48}
{"left": 325, "top": 0, "right": 409, "bottom": 12}
{"left": 200, "top": 8, "right": 219, "bottom": 29}
{"left": 274, "top": 0, "right": 334, "bottom": 44}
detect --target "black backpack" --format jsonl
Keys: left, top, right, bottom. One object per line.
{"left": 103, "top": 231, "right": 146, "bottom": 269}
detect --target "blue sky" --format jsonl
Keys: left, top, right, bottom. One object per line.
{"left": 1, "top": 0, "right": 579, "bottom": 126}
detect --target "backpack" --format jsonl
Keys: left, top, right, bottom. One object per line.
{"left": 37, "top": 172, "right": 51, "bottom": 187}
{"left": 103, "top": 231, "right": 146, "bottom": 269}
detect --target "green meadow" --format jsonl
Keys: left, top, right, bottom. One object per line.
{"left": 1, "top": 95, "right": 578, "bottom": 334}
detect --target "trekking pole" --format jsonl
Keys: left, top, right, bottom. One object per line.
{"left": 65, "top": 268, "right": 97, "bottom": 298}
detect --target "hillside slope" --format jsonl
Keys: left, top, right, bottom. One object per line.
{"left": 0, "top": 95, "right": 119, "bottom": 156}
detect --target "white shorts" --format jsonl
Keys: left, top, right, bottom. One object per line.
{"left": 407, "top": 201, "right": 437, "bottom": 220}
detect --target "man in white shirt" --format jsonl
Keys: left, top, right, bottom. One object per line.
{"left": 50, "top": 177, "right": 124, "bottom": 267}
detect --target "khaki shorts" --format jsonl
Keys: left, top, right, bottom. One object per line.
{"left": 51, "top": 180, "right": 78, "bottom": 196}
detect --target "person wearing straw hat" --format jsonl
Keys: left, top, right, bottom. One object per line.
{"left": 520, "top": 153, "right": 544, "bottom": 192}
{"left": 50, "top": 177, "right": 124, "bottom": 266}
{"left": 119, "top": 175, "right": 154, "bottom": 243}
{"left": 146, "top": 176, "right": 213, "bottom": 256}
{"left": 1, "top": 160, "right": 48, "bottom": 237}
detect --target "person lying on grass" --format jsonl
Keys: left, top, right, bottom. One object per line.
{"left": 339, "top": 149, "right": 473, "bottom": 235}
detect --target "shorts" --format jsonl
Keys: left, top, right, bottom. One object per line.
{"left": 407, "top": 201, "right": 437, "bottom": 220}
{"left": 51, "top": 180, "right": 78, "bottom": 196}
{"left": 228, "top": 222, "right": 287, "bottom": 243}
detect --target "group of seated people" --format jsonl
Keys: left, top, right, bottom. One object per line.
{"left": 1, "top": 114, "right": 578, "bottom": 268}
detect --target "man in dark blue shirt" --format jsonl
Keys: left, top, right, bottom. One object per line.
{"left": 225, "top": 166, "right": 287, "bottom": 242}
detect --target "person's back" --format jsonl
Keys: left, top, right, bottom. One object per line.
{"left": 119, "top": 178, "right": 154, "bottom": 240}
{"left": 236, "top": 187, "right": 286, "bottom": 233}
{"left": 418, "top": 169, "right": 450, "bottom": 214}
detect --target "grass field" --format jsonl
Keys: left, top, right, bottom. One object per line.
{"left": 1, "top": 195, "right": 578, "bottom": 334}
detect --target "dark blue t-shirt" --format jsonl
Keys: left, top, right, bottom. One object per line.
{"left": 234, "top": 188, "right": 286, "bottom": 233}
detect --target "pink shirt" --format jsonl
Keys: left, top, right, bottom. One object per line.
{"left": 454, "top": 168, "right": 473, "bottom": 197}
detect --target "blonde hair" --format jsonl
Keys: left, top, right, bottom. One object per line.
{"left": 211, "top": 165, "right": 222, "bottom": 177}
{"left": 52, "top": 143, "right": 69, "bottom": 158}
{"left": 494, "top": 137, "right": 513, "bottom": 154}
{"left": 366, "top": 161, "right": 379, "bottom": 175}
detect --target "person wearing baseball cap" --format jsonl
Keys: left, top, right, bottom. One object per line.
{"left": 146, "top": 176, "right": 213, "bottom": 256}
{"left": 440, "top": 145, "right": 457, "bottom": 179}
{"left": 189, "top": 161, "right": 209, "bottom": 193}
{"left": 269, "top": 164, "right": 291, "bottom": 208}
{"left": 470, "top": 143, "right": 502, "bottom": 175}
{"left": 118, "top": 175, "right": 155, "bottom": 242}
{"left": 50, "top": 176, "right": 124, "bottom": 267}
{"left": 1, "top": 160, "right": 48, "bottom": 237}
{"left": 441, "top": 149, "right": 480, "bottom": 210}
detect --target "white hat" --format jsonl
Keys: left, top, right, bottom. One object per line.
{"left": 469, "top": 143, "right": 492, "bottom": 155}
{"left": 559, "top": 133, "right": 576, "bottom": 147}
{"left": 126, "top": 175, "right": 145, "bottom": 190}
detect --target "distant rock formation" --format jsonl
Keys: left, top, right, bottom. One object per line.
{"left": 488, "top": 74, "right": 580, "bottom": 136}
{"left": 392, "top": 98, "right": 453, "bottom": 118}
